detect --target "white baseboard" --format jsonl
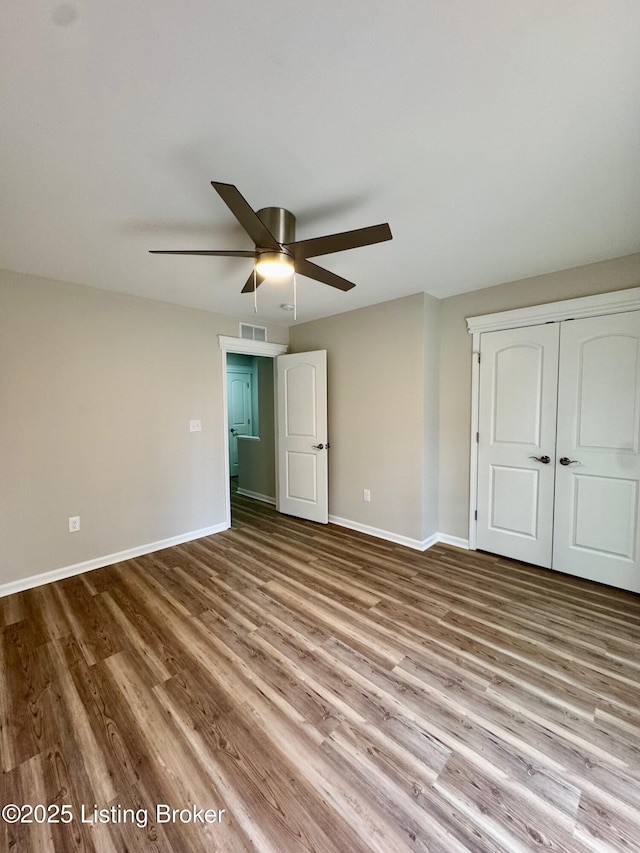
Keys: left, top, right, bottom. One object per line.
{"left": 422, "top": 533, "right": 440, "bottom": 551}
{"left": 437, "top": 533, "right": 470, "bottom": 550}
{"left": 328, "top": 515, "right": 470, "bottom": 553}
{"left": 236, "top": 488, "right": 276, "bottom": 505}
{"left": 0, "top": 519, "right": 472, "bottom": 599}
{"left": 0, "top": 523, "right": 229, "bottom": 599}
{"left": 329, "top": 515, "right": 437, "bottom": 552}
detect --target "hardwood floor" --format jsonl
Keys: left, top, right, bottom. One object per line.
{"left": 2, "top": 492, "right": 640, "bottom": 851}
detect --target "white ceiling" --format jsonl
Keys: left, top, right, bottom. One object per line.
{"left": 2, "top": 1, "right": 640, "bottom": 326}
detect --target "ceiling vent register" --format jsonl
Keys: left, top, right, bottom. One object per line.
{"left": 240, "top": 323, "right": 267, "bottom": 342}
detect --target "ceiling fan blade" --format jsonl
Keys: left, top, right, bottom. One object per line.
{"left": 211, "top": 182, "right": 281, "bottom": 251}
{"left": 241, "top": 271, "right": 265, "bottom": 294}
{"left": 295, "top": 258, "right": 356, "bottom": 291}
{"left": 285, "top": 223, "right": 392, "bottom": 259}
{"left": 149, "top": 249, "right": 256, "bottom": 257}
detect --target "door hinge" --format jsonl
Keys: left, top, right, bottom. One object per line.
{"left": 474, "top": 510, "right": 477, "bottom": 521}
{"left": 476, "top": 432, "right": 479, "bottom": 443}
{"left": 477, "top": 352, "right": 481, "bottom": 364}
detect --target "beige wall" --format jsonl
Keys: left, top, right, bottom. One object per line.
{"left": 0, "top": 269, "right": 287, "bottom": 586}
{"left": 290, "top": 293, "right": 439, "bottom": 544}
{"left": 422, "top": 292, "right": 441, "bottom": 539}
{"left": 438, "top": 252, "right": 640, "bottom": 540}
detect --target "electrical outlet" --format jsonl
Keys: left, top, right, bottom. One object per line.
{"left": 68, "top": 516, "right": 80, "bottom": 533}
{"left": 363, "top": 489, "right": 371, "bottom": 502}
{"left": 190, "top": 419, "right": 202, "bottom": 432}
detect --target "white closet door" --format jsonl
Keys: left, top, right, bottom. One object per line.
{"left": 476, "top": 324, "right": 559, "bottom": 566}
{"left": 553, "top": 311, "right": 640, "bottom": 593}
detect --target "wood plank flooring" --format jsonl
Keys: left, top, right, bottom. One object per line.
{"left": 2, "top": 491, "right": 640, "bottom": 851}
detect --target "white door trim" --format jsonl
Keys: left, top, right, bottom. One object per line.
{"left": 219, "top": 335, "right": 288, "bottom": 357}
{"left": 467, "top": 286, "right": 640, "bottom": 550}
{"left": 468, "top": 334, "right": 481, "bottom": 550}
{"left": 218, "top": 336, "right": 288, "bottom": 529}
{"left": 467, "top": 286, "right": 640, "bottom": 335}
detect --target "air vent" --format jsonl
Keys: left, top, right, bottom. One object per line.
{"left": 239, "top": 323, "right": 267, "bottom": 342}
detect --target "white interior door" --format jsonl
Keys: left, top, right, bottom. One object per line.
{"left": 553, "top": 311, "right": 640, "bottom": 592}
{"left": 276, "top": 350, "right": 328, "bottom": 523}
{"left": 476, "top": 324, "right": 559, "bottom": 566}
{"left": 227, "top": 370, "right": 252, "bottom": 476}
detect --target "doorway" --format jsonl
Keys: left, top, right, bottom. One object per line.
{"left": 219, "top": 336, "right": 287, "bottom": 530}
{"left": 225, "top": 353, "right": 277, "bottom": 507}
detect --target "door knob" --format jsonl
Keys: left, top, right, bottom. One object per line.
{"left": 312, "top": 443, "right": 324, "bottom": 450}
{"left": 559, "top": 457, "right": 580, "bottom": 466}
{"left": 529, "top": 455, "right": 550, "bottom": 464}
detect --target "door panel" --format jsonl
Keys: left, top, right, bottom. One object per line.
{"left": 493, "top": 345, "right": 545, "bottom": 445}
{"left": 227, "top": 370, "right": 252, "bottom": 476}
{"left": 277, "top": 350, "right": 328, "bottom": 523}
{"left": 283, "top": 363, "right": 317, "bottom": 437}
{"left": 575, "top": 334, "right": 640, "bottom": 452}
{"left": 572, "top": 474, "right": 637, "bottom": 559}
{"left": 553, "top": 312, "right": 640, "bottom": 592}
{"left": 285, "top": 452, "right": 318, "bottom": 502}
{"left": 490, "top": 466, "right": 540, "bottom": 537}
{"left": 476, "top": 324, "right": 559, "bottom": 566}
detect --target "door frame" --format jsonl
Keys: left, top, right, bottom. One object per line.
{"left": 466, "top": 286, "right": 640, "bottom": 550}
{"left": 219, "top": 335, "right": 288, "bottom": 529}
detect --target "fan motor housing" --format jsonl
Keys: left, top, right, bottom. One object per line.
{"left": 257, "top": 207, "right": 296, "bottom": 245}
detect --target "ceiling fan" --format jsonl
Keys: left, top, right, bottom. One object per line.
{"left": 150, "top": 181, "right": 392, "bottom": 294}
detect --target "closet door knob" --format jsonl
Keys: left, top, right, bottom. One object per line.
{"left": 529, "top": 455, "right": 550, "bottom": 464}
{"left": 559, "top": 457, "right": 580, "bottom": 466}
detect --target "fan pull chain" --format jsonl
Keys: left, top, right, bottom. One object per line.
{"left": 253, "top": 267, "right": 257, "bottom": 313}
{"left": 293, "top": 273, "right": 297, "bottom": 321}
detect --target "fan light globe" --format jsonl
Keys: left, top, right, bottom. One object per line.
{"left": 255, "top": 251, "right": 294, "bottom": 279}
